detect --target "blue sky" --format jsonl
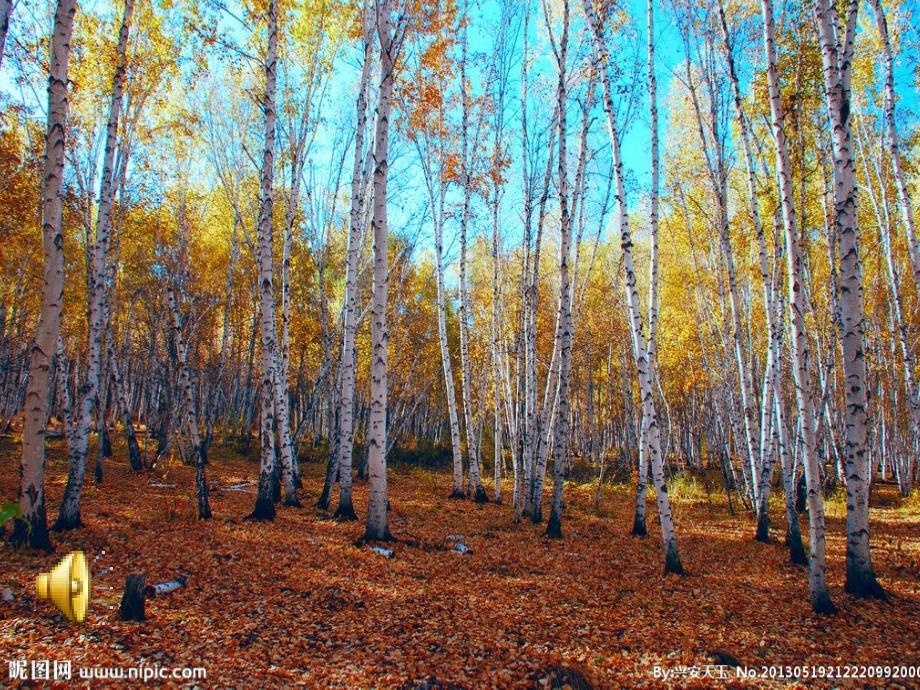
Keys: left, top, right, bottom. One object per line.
{"left": 1, "top": 0, "right": 917, "bottom": 255}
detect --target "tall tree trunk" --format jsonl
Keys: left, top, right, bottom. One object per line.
{"left": 546, "top": 0, "right": 571, "bottom": 539}
{"left": 457, "top": 3, "right": 487, "bottom": 503}
{"left": 717, "top": 0, "right": 780, "bottom": 542}
{"left": 432, "top": 171, "right": 464, "bottom": 499}
{"left": 249, "top": 0, "right": 288, "bottom": 520}
{"left": 584, "top": 0, "right": 683, "bottom": 575}
{"left": 335, "top": 0, "right": 374, "bottom": 520}
{"left": 633, "top": 0, "right": 661, "bottom": 539}
{"left": 682, "top": 28, "right": 759, "bottom": 510}
{"left": 9, "top": 0, "right": 76, "bottom": 550}
{"left": 761, "top": 0, "right": 835, "bottom": 613}
{"left": 364, "top": 0, "right": 398, "bottom": 542}
{"left": 55, "top": 0, "right": 134, "bottom": 531}
{"left": 812, "top": 0, "right": 884, "bottom": 600}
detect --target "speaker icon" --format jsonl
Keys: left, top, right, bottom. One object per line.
{"left": 35, "top": 551, "right": 91, "bottom": 623}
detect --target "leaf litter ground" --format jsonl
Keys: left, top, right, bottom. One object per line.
{"left": 1, "top": 438, "right": 919, "bottom": 688}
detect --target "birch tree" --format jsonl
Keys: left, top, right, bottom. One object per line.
{"left": 364, "top": 0, "right": 403, "bottom": 541}
{"left": 633, "top": 0, "right": 661, "bottom": 538}
{"left": 333, "top": 0, "right": 374, "bottom": 521}
{"left": 166, "top": 285, "right": 212, "bottom": 519}
{"left": 457, "top": 0, "right": 487, "bottom": 502}
{"left": 9, "top": 0, "right": 77, "bottom": 551}
{"left": 250, "top": 0, "right": 299, "bottom": 518}
{"left": 584, "top": 0, "right": 683, "bottom": 574}
{"left": 55, "top": 0, "right": 134, "bottom": 531}
{"left": 760, "top": 0, "right": 835, "bottom": 613}
{"left": 812, "top": 0, "right": 885, "bottom": 600}
{"left": 870, "top": 0, "right": 920, "bottom": 297}
{"left": 546, "top": 0, "right": 572, "bottom": 539}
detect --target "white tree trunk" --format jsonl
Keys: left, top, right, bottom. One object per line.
{"left": 457, "top": 7, "right": 486, "bottom": 502}
{"left": 584, "top": 0, "right": 683, "bottom": 574}
{"left": 870, "top": 0, "right": 920, "bottom": 296}
{"left": 518, "top": 5, "right": 532, "bottom": 517}
{"left": 10, "top": 0, "right": 76, "bottom": 550}
{"left": 364, "top": 0, "right": 398, "bottom": 541}
{"left": 546, "top": 0, "right": 572, "bottom": 538}
{"left": 761, "top": 0, "right": 835, "bottom": 613}
{"left": 333, "top": 1, "right": 374, "bottom": 520}
{"left": 251, "top": 0, "right": 297, "bottom": 518}
{"left": 633, "top": 0, "right": 660, "bottom": 538}
{"left": 56, "top": 0, "right": 134, "bottom": 531}
{"left": 855, "top": 115, "right": 920, "bottom": 467}
{"left": 813, "top": 0, "right": 883, "bottom": 600}
{"left": 683, "top": 39, "right": 759, "bottom": 508}
{"left": 434, "top": 185, "right": 465, "bottom": 498}
{"left": 717, "top": 0, "right": 781, "bottom": 541}
{"left": 166, "top": 286, "right": 211, "bottom": 519}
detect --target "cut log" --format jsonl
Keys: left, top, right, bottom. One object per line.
{"left": 118, "top": 573, "right": 188, "bottom": 621}
{"left": 146, "top": 576, "right": 188, "bottom": 598}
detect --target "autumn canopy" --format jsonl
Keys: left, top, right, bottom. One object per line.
{"left": 1, "top": 0, "right": 919, "bottom": 685}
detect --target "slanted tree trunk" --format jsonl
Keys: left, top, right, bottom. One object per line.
{"left": 761, "top": 0, "right": 835, "bottom": 613}
{"left": 364, "top": 0, "right": 400, "bottom": 542}
{"left": 517, "top": 4, "right": 533, "bottom": 518}
{"left": 584, "top": 0, "right": 683, "bottom": 575}
{"left": 870, "top": 0, "right": 920, "bottom": 296}
{"left": 428, "top": 153, "right": 464, "bottom": 499}
{"left": 856, "top": 115, "right": 920, "bottom": 446}
{"left": 716, "top": 0, "right": 781, "bottom": 543}
{"left": 812, "top": 0, "right": 884, "bottom": 601}
{"left": 682, "top": 23, "right": 759, "bottom": 512}
{"left": 55, "top": 0, "right": 133, "bottom": 532}
{"left": 9, "top": 0, "right": 76, "bottom": 551}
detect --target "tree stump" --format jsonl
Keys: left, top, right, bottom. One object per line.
{"left": 118, "top": 574, "right": 147, "bottom": 621}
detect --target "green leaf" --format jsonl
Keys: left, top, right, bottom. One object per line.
{"left": 0, "top": 501, "right": 21, "bottom": 526}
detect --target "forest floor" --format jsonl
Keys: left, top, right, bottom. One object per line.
{"left": 1, "top": 436, "right": 919, "bottom": 689}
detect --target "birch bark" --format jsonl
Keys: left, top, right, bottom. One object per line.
{"left": 364, "top": 0, "right": 400, "bottom": 541}
{"left": 812, "top": 0, "right": 884, "bottom": 600}
{"left": 10, "top": 0, "right": 76, "bottom": 550}
{"left": 457, "top": 3, "right": 487, "bottom": 502}
{"left": 546, "top": 0, "right": 571, "bottom": 538}
{"left": 870, "top": 0, "right": 920, "bottom": 295}
{"left": 334, "top": 0, "right": 374, "bottom": 519}
{"left": 166, "top": 286, "right": 212, "bottom": 519}
{"left": 761, "top": 0, "right": 835, "bottom": 612}
{"left": 716, "top": 0, "right": 781, "bottom": 542}
{"left": 56, "top": 0, "right": 134, "bottom": 531}
{"left": 584, "top": 0, "right": 683, "bottom": 574}
{"left": 251, "top": 0, "right": 298, "bottom": 517}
